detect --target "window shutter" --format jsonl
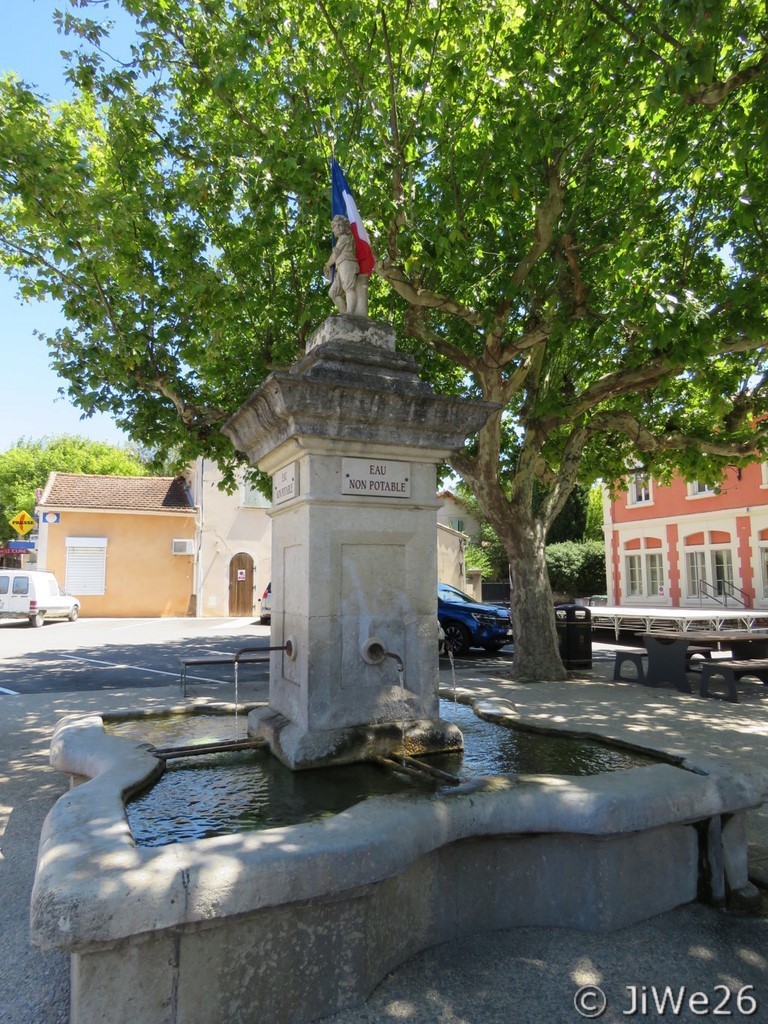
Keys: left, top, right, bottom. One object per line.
{"left": 66, "top": 544, "right": 107, "bottom": 595}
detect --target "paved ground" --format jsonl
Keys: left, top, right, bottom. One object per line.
{"left": 1, "top": 622, "right": 768, "bottom": 1024}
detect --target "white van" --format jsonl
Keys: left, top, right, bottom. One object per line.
{"left": 0, "top": 569, "right": 80, "bottom": 627}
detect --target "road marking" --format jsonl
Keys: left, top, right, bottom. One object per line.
{"left": 59, "top": 654, "right": 179, "bottom": 677}
{"left": 210, "top": 618, "right": 261, "bottom": 630}
{"left": 57, "top": 654, "right": 267, "bottom": 686}
{"left": 0, "top": 686, "right": 19, "bottom": 695}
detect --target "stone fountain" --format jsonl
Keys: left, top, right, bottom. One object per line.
{"left": 223, "top": 314, "right": 495, "bottom": 769}
{"left": 30, "top": 314, "right": 767, "bottom": 1024}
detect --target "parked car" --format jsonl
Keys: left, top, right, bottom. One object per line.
{"left": 437, "top": 582, "right": 512, "bottom": 655}
{"left": 0, "top": 569, "right": 80, "bottom": 627}
{"left": 259, "top": 582, "right": 272, "bottom": 624}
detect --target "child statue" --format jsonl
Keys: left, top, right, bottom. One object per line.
{"left": 323, "top": 215, "right": 369, "bottom": 317}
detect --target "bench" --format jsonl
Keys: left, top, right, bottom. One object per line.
{"left": 699, "top": 659, "right": 768, "bottom": 703}
{"left": 180, "top": 645, "right": 276, "bottom": 696}
{"left": 613, "top": 649, "right": 647, "bottom": 682}
{"left": 613, "top": 644, "right": 715, "bottom": 686}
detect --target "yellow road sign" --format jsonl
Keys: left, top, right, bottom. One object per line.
{"left": 8, "top": 510, "right": 35, "bottom": 536}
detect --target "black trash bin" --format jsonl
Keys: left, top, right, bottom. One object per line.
{"left": 554, "top": 604, "right": 592, "bottom": 669}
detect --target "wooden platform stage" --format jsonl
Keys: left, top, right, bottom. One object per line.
{"left": 589, "top": 604, "right": 768, "bottom": 639}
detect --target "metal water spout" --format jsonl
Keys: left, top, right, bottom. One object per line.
{"left": 383, "top": 651, "right": 404, "bottom": 674}
{"left": 360, "top": 637, "right": 404, "bottom": 671}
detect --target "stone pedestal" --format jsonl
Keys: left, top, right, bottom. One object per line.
{"left": 223, "top": 317, "right": 498, "bottom": 768}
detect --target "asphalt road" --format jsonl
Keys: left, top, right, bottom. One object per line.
{"left": 0, "top": 616, "right": 275, "bottom": 697}
{"left": 0, "top": 617, "right": 517, "bottom": 697}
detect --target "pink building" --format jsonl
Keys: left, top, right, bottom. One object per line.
{"left": 604, "top": 463, "right": 768, "bottom": 610}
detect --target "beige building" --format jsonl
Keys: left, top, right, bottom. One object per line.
{"left": 437, "top": 521, "right": 467, "bottom": 589}
{"left": 182, "top": 460, "right": 272, "bottom": 617}
{"left": 37, "top": 473, "right": 196, "bottom": 617}
{"left": 436, "top": 490, "right": 481, "bottom": 541}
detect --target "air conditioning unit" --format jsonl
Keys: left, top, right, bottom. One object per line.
{"left": 172, "top": 539, "right": 195, "bottom": 556}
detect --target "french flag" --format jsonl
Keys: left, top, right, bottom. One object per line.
{"left": 331, "top": 158, "right": 375, "bottom": 275}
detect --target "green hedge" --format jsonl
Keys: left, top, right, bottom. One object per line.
{"left": 545, "top": 540, "right": 606, "bottom": 597}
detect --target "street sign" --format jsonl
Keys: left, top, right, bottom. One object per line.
{"left": 8, "top": 511, "right": 36, "bottom": 536}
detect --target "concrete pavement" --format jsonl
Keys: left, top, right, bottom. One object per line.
{"left": 1, "top": 640, "right": 767, "bottom": 1024}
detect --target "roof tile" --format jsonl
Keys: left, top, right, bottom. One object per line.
{"left": 39, "top": 473, "right": 194, "bottom": 512}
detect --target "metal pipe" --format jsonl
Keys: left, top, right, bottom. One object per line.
{"left": 400, "top": 754, "right": 460, "bottom": 786}
{"left": 383, "top": 651, "right": 404, "bottom": 672}
{"left": 153, "top": 738, "right": 265, "bottom": 759}
{"left": 368, "top": 754, "right": 438, "bottom": 786}
{"left": 368, "top": 753, "right": 460, "bottom": 787}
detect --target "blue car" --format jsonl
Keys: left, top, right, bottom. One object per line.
{"left": 438, "top": 583, "right": 513, "bottom": 655}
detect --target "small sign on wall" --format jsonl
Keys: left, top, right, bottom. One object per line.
{"left": 341, "top": 458, "right": 411, "bottom": 497}
{"left": 273, "top": 463, "right": 298, "bottom": 504}
{"left": 237, "top": 569, "right": 247, "bottom": 581}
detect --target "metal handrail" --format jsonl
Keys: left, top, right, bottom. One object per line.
{"left": 697, "top": 579, "right": 750, "bottom": 609}
{"left": 723, "top": 580, "right": 751, "bottom": 608}
{"left": 180, "top": 643, "right": 290, "bottom": 695}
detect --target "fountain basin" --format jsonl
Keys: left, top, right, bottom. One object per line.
{"left": 32, "top": 700, "right": 765, "bottom": 1024}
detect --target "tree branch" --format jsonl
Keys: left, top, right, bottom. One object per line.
{"left": 538, "top": 424, "right": 590, "bottom": 529}
{"left": 314, "top": 0, "right": 369, "bottom": 94}
{"left": 402, "top": 307, "right": 479, "bottom": 372}
{"left": 685, "top": 53, "right": 768, "bottom": 108}
{"left": 560, "top": 334, "right": 768, "bottom": 428}
{"left": 510, "top": 159, "right": 565, "bottom": 288}
{"left": 375, "top": 258, "right": 485, "bottom": 327}
{"left": 588, "top": 409, "right": 768, "bottom": 458}
{"left": 150, "top": 376, "right": 228, "bottom": 430}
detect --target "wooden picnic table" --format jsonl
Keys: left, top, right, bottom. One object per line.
{"left": 638, "top": 630, "right": 768, "bottom": 696}
{"left": 645, "top": 629, "right": 768, "bottom": 659}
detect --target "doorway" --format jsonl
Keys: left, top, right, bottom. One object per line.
{"left": 228, "top": 553, "right": 254, "bottom": 616}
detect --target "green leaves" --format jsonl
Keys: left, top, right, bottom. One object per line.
{"left": 0, "top": 435, "right": 148, "bottom": 526}
{"left": 0, "top": 0, "right": 765, "bottom": 503}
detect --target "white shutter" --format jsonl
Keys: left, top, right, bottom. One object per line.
{"left": 65, "top": 540, "right": 107, "bottom": 595}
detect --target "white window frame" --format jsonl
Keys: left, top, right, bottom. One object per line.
{"left": 627, "top": 471, "right": 651, "bottom": 506}
{"left": 625, "top": 554, "right": 643, "bottom": 596}
{"left": 645, "top": 552, "right": 664, "bottom": 597}
{"left": 687, "top": 480, "right": 716, "bottom": 498}
{"left": 685, "top": 549, "right": 707, "bottom": 599}
{"left": 711, "top": 547, "right": 734, "bottom": 598}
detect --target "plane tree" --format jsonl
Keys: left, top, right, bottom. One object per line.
{"left": 1, "top": 0, "right": 766, "bottom": 678}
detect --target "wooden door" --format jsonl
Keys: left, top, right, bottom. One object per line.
{"left": 228, "top": 553, "right": 254, "bottom": 616}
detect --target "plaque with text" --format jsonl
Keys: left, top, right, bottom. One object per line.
{"left": 341, "top": 458, "right": 411, "bottom": 497}
{"left": 273, "top": 463, "right": 298, "bottom": 504}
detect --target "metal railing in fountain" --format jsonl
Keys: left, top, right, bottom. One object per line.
{"left": 179, "top": 642, "right": 293, "bottom": 697}
{"left": 368, "top": 752, "right": 461, "bottom": 786}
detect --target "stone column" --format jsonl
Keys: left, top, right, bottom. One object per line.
{"left": 223, "top": 316, "right": 498, "bottom": 768}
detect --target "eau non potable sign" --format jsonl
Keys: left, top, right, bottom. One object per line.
{"left": 341, "top": 458, "right": 411, "bottom": 497}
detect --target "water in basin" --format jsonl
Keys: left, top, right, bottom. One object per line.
{"left": 110, "top": 701, "right": 660, "bottom": 847}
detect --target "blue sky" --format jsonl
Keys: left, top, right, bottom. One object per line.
{"left": 0, "top": 1, "right": 133, "bottom": 450}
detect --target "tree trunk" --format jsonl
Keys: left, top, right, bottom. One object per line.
{"left": 453, "top": 408, "right": 568, "bottom": 683}
{"left": 499, "top": 508, "right": 567, "bottom": 682}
